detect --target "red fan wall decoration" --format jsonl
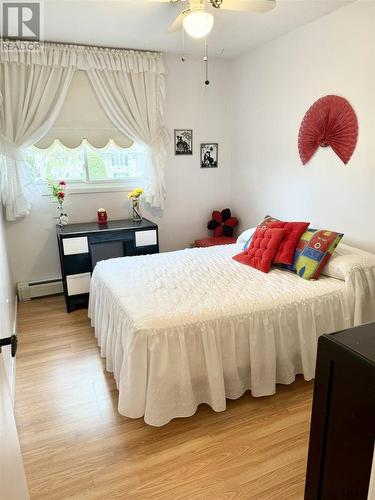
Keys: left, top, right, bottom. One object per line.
{"left": 298, "top": 95, "right": 358, "bottom": 166}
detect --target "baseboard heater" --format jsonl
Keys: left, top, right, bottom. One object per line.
{"left": 17, "top": 278, "right": 63, "bottom": 301}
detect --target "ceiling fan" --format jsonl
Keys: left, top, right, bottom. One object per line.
{"left": 148, "top": 0, "right": 276, "bottom": 38}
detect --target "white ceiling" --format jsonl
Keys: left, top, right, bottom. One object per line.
{"left": 44, "top": 0, "right": 354, "bottom": 58}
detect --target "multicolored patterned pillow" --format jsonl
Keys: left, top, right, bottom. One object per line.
{"left": 287, "top": 229, "right": 344, "bottom": 280}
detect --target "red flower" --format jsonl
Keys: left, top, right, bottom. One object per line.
{"left": 59, "top": 180, "right": 66, "bottom": 186}
{"left": 57, "top": 191, "right": 65, "bottom": 199}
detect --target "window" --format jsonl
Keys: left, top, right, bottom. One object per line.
{"left": 25, "top": 139, "right": 147, "bottom": 186}
{"left": 24, "top": 72, "right": 143, "bottom": 191}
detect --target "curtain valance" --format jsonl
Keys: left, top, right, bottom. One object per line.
{"left": 0, "top": 42, "right": 165, "bottom": 73}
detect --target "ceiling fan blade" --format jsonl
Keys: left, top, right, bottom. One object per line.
{"left": 147, "top": 0, "right": 186, "bottom": 3}
{"left": 168, "top": 10, "right": 187, "bottom": 32}
{"left": 216, "top": 0, "right": 276, "bottom": 12}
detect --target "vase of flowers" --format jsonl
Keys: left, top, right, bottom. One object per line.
{"left": 50, "top": 180, "right": 68, "bottom": 226}
{"left": 128, "top": 188, "right": 144, "bottom": 222}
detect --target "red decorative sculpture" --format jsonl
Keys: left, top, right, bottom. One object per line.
{"left": 298, "top": 95, "right": 358, "bottom": 165}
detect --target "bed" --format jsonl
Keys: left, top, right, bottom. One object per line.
{"left": 88, "top": 241, "right": 375, "bottom": 426}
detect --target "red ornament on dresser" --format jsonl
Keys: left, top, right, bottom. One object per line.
{"left": 97, "top": 208, "right": 108, "bottom": 225}
{"left": 298, "top": 95, "right": 358, "bottom": 166}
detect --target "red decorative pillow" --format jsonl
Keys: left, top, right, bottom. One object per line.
{"left": 233, "top": 227, "right": 287, "bottom": 273}
{"left": 256, "top": 216, "right": 310, "bottom": 265}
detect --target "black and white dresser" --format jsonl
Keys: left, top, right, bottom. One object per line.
{"left": 56, "top": 218, "right": 159, "bottom": 312}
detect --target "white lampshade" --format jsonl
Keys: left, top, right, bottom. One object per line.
{"left": 183, "top": 11, "right": 214, "bottom": 39}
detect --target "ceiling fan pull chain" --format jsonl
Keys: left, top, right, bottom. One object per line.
{"left": 181, "top": 27, "right": 186, "bottom": 62}
{"left": 204, "top": 38, "right": 209, "bottom": 85}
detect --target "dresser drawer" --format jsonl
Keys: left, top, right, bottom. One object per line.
{"left": 135, "top": 229, "right": 157, "bottom": 247}
{"left": 57, "top": 218, "right": 158, "bottom": 312}
{"left": 63, "top": 254, "right": 91, "bottom": 275}
{"left": 63, "top": 237, "right": 89, "bottom": 255}
{"left": 66, "top": 273, "right": 91, "bottom": 296}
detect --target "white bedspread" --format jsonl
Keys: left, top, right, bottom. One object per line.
{"left": 88, "top": 243, "right": 375, "bottom": 426}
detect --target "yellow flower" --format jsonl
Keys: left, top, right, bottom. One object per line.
{"left": 128, "top": 188, "right": 144, "bottom": 199}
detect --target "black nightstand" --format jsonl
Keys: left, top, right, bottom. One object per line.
{"left": 305, "top": 323, "right": 375, "bottom": 500}
{"left": 56, "top": 218, "right": 159, "bottom": 312}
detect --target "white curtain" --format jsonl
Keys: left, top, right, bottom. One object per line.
{"left": 0, "top": 42, "right": 167, "bottom": 219}
{"left": 87, "top": 68, "right": 168, "bottom": 208}
{"left": 0, "top": 59, "right": 75, "bottom": 220}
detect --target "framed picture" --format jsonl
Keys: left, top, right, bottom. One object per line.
{"left": 201, "top": 143, "right": 218, "bottom": 168}
{"left": 174, "top": 129, "right": 193, "bottom": 155}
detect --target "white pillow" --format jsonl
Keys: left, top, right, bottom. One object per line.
{"left": 322, "top": 243, "right": 375, "bottom": 280}
{"left": 335, "top": 242, "right": 374, "bottom": 257}
{"left": 236, "top": 227, "right": 256, "bottom": 244}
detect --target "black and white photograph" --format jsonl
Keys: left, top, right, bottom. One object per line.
{"left": 174, "top": 129, "right": 193, "bottom": 155}
{"left": 200, "top": 143, "right": 218, "bottom": 168}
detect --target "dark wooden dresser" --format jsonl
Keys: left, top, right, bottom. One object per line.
{"left": 56, "top": 218, "right": 159, "bottom": 312}
{"left": 305, "top": 323, "right": 375, "bottom": 500}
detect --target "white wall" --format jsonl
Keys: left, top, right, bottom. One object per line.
{"left": 230, "top": 0, "right": 375, "bottom": 252}
{"left": 6, "top": 1, "right": 375, "bottom": 284}
{"left": 5, "top": 54, "right": 232, "bottom": 283}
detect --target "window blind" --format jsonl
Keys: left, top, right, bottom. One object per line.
{"left": 35, "top": 70, "right": 133, "bottom": 149}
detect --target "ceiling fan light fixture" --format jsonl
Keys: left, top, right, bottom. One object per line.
{"left": 183, "top": 11, "right": 214, "bottom": 39}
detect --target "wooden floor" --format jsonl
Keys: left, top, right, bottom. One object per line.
{"left": 16, "top": 295, "right": 314, "bottom": 500}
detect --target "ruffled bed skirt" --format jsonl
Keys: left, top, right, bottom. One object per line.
{"left": 89, "top": 284, "right": 352, "bottom": 426}
{"left": 88, "top": 244, "right": 375, "bottom": 426}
